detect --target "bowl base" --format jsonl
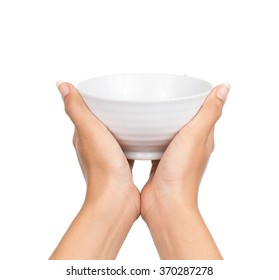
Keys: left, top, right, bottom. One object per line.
{"left": 124, "top": 151, "right": 163, "bottom": 160}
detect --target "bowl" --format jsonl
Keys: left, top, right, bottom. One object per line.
{"left": 77, "top": 74, "right": 212, "bottom": 160}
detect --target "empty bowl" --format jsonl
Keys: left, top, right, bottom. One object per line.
{"left": 77, "top": 74, "right": 212, "bottom": 160}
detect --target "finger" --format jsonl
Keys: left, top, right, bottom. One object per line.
{"left": 128, "top": 160, "right": 135, "bottom": 171}
{"left": 185, "top": 83, "right": 230, "bottom": 140}
{"left": 150, "top": 160, "right": 159, "bottom": 177}
{"left": 56, "top": 81, "right": 104, "bottom": 131}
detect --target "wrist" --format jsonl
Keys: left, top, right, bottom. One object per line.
{"left": 144, "top": 205, "right": 206, "bottom": 260}
{"left": 143, "top": 198, "right": 200, "bottom": 227}
{"left": 141, "top": 184, "right": 199, "bottom": 223}
{"left": 52, "top": 199, "right": 138, "bottom": 260}
{"left": 84, "top": 180, "right": 140, "bottom": 222}
{"left": 74, "top": 189, "right": 139, "bottom": 259}
{"left": 50, "top": 184, "right": 140, "bottom": 260}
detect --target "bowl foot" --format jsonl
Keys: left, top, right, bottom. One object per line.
{"left": 124, "top": 151, "right": 163, "bottom": 160}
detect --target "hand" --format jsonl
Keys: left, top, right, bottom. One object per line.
{"left": 141, "top": 84, "right": 230, "bottom": 259}
{"left": 50, "top": 82, "right": 140, "bottom": 259}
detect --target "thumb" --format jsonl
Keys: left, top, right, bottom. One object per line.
{"left": 187, "top": 83, "right": 231, "bottom": 139}
{"left": 56, "top": 81, "right": 101, "bottom": 131}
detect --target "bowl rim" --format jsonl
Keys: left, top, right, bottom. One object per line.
{"left": 77, "top": 73, "right": 212, "bottom": 104}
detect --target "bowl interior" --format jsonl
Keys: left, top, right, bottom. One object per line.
{"left": 77, "top": 74, "right": 212, "bottom": 102}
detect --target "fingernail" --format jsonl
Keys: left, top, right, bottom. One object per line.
{"left": 56, "top": 81, "right": 70, "bottom": 99}
{"left": 216, "top": 82, "right": 231, "bottom": 102}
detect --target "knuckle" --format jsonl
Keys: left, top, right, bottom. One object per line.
{"left": 64, "top": 97, "right": 75, "bottom": 116}
{"left": 64, "top": 93, "right": 83, "bottom": 116}
{"left": 204, "top": 102, "right": 222, "bottom": 120}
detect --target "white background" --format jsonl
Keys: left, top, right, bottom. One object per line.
{"left": 1, "top": 0, "right": 279, "bottom": 278}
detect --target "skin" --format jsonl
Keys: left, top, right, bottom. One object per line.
{"left": 49, "top": 83, "right": 140, "bottom": 260}
{"left": 49, "top": 82, "right": 230, "bottom": 260}
{"left": 141, "top": 85, "right": 229, "bottom": 259}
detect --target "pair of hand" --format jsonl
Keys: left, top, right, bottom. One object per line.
{"left": 50, "top": 81, "right": 230, "bottom": 260}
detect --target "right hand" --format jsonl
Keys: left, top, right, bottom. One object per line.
{"left": 57, "top": 81, "right": 140, "bottom": 218}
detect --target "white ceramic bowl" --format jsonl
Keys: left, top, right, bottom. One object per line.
{"left": 77, "top": 74, "right": 212, "bottom": 160}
